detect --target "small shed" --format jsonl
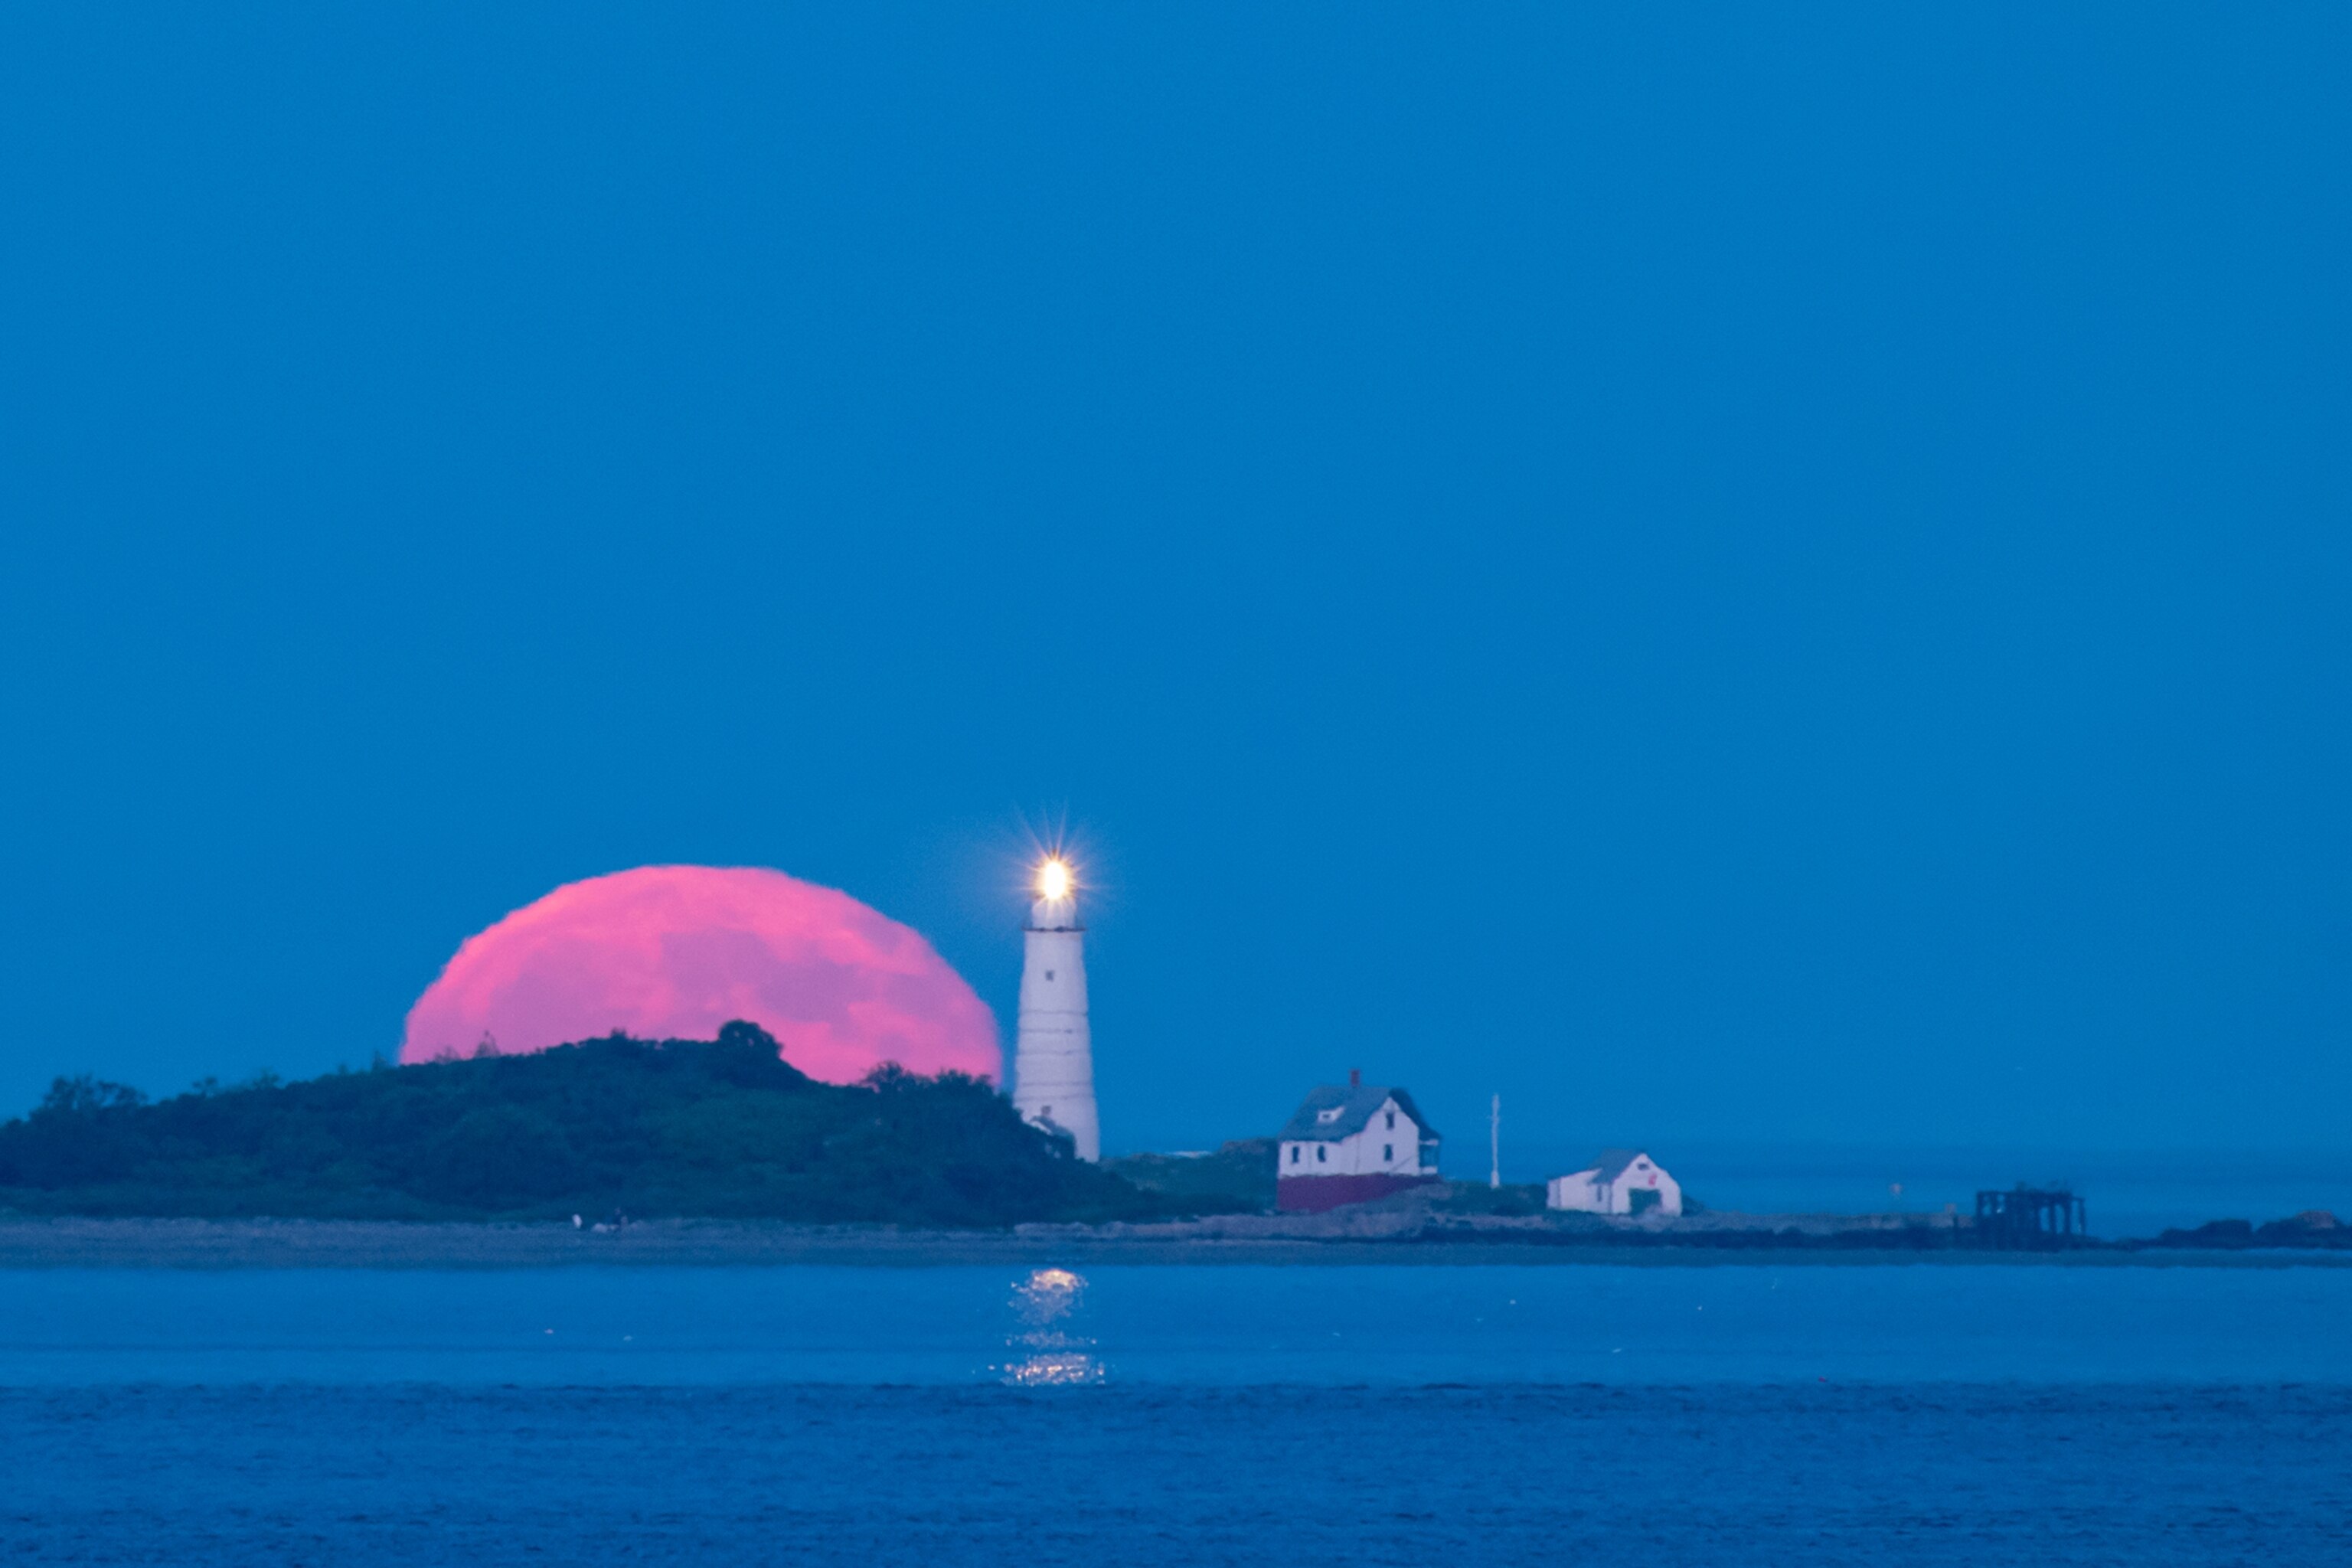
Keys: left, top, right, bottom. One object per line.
{"left": 1547, "top": 1149, "right": 1682, "bottom": 1217}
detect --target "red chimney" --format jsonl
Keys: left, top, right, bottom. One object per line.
{"left": 1349, "top": 1068, "right": 1361, "bottom": 1086}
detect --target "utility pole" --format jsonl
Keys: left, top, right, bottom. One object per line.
{"left": 1489, "top": 1093, "right": 1501, "bottom": 1189}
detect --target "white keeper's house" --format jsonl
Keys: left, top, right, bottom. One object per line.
{"left": 1547, "top": 1149, "right": 1682, "bottom": 1217}
{"left": 1276, "top": 1072, "right": 1442, "bottom": 1214}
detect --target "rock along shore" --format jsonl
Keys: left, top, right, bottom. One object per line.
{"left": 2, "top": 1214, "right": 2345, "bottom": 1269}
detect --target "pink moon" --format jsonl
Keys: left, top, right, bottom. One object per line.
{"left": 400, "top": 865, "right": 1001, "bottom": 1084}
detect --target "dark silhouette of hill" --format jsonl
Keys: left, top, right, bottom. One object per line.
{"left": 0, "top": 1023, "right": 1189, "bottom": 1227}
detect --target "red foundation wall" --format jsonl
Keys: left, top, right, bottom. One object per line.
{"left": 1276, "top": 1173, "right": 1439, "bottom": 1214}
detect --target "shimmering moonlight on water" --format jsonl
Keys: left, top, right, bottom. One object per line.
{"left": 5, "top": 1263, "right": 2351, "bottom": 1566}
{"left": 1000, "top": 1267, "right": 1103, "bottom": 1387}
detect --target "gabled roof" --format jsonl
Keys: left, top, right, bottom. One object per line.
{"left": 1278, "top": 1084, "right": 1439, "bottom": 1143}
{"left": 1574, "top": 1148, "right": 1655, "bottom": 1184}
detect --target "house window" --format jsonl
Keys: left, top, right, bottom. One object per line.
{"left": 1383, "top": 1144, "right": 1393, "bottom": 1162}
{"left": 1316, "top": 1146, "right": 1327, "bottom": 1164}
{"left": 1289, "top": 1145, "right": 1298, "bottom": 1165}
{"left": 1385, "top": 1110, "right": 1395, "bottom": 1130}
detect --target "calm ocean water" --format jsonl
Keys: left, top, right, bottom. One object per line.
{"left": 4, "top": 1263, "right": 2348, "bottom": 1564}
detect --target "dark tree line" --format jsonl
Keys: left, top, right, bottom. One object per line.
{"left": 0, "top": 1022, "right": 1207, "bottom": 1227}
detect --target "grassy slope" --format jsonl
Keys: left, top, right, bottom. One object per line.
{"left": 0, "top": 1024, "right": 1187, "bottom": 1227}
{"left": 1104, "top": 1138, "right": 1277, "bottom": 1210}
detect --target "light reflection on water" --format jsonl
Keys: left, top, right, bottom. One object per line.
{"left": 4, "top": 1264, "right": 2348, "bottom": 1389}
{"left": 998, "top": 1267, "right": 1102, "bottom": 1386}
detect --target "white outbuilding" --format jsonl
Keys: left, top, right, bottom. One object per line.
{"left": 1547, "top": 1149, "right": 1682, "bottom": 1217}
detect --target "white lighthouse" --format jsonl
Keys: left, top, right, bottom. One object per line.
{"left": 1012, "top": 857, "right": 1098, "bottom": 1161}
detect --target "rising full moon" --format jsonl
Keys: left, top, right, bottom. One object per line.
{"left": 400, "top": 865, "right": 1001, "bottom": 1083}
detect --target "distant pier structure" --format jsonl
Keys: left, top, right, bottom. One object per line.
{"left": 1975, "top": 1185, "right": 2088, "bottom": 1248}
{"left": 1013, "top": 857, "right": 1099, "bottom": 1161}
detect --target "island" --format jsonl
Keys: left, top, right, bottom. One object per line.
{"left": 3, "top": 1025, "right": 2343, "bottom": 1266}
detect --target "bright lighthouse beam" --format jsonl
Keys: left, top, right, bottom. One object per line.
{"left": 1037, "top": 858, "right": 1073, "bottom": 902}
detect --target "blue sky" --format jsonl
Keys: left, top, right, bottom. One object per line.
{"left": 1, "top": 5, "right": 2344, "bottom": 1162}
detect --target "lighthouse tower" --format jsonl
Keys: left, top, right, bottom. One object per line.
{"left": 1012, "top": 858, "right": 1098, "bottom": 1161}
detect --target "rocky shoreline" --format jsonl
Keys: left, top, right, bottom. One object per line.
{"left": 2, "top": 1213, "right": 2346, "bottom": 1269}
